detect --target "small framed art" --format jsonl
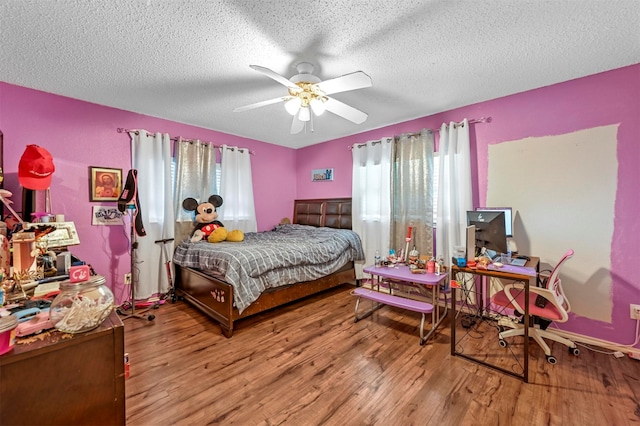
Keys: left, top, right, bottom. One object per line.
{"left": 311, "top": 168, "right": 334, "bottom": 182}
{"left": 91, "top": 205, "right": 125, "bottom": 226}
{"left": 89, "top": 167, "right": 122, "bottom": 202}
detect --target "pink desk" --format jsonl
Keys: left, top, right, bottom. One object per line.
{"left": 357, "top": 265, "right": 449, "bottom": 345}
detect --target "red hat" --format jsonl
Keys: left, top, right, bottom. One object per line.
{"left": 18, "top": 145, "right": 55, "bottom": 190}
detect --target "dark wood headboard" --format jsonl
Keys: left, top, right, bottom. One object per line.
{"left": 293, "top": 198, "right": 352, "bottom": 229}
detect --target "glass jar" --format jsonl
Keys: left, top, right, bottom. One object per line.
{"left": 49, "top": 275, "right": 114, "bottom": 334}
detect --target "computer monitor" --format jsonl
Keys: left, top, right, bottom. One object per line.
{"left": 476, "top": 207, "right": 512, "bottom": 237}
{"left": 466, "top": 210, "right": 508, "bottom": 255}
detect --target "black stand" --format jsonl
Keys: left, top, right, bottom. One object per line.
{"left": 117, "top": 207, "right": 155, "bottom": 322}
{"left": 155, "top": 237, "right": 176, "bottom": 303}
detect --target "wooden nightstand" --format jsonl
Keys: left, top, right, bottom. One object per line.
{"left": 0, "top": 311, "right": 125, "bottom": 425}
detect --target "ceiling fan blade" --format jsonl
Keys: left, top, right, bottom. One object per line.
{"left": 249, "top": 65, "right": 301, "bottom": 91}
{"left": 315, "top": 71, "right": 372, "bottom": 95}
{"left": 290, "top": 114, "right": 305, "bottom": 134}
{"left": 233, "top": 96, "right": 289, "bottom": 112}
{"left": 324, "top": 97, "right": 368, "bottom": 124}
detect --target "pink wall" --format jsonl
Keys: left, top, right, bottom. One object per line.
{"left": 1, "top": 82, "right": 297, "bottom": 303}
{"left": 2, "top": 63, "right": 638, "bottom": 346}
{"left": 296, "top": 64, "right": 640, "bottom": 347}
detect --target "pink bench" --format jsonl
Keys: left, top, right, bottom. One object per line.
{"left": 352, "top": 287, "right": 434, "bottom": 345}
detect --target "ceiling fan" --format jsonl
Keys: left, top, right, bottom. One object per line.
{"left": 233, "top": 62, "right": 372, "bottom": 134}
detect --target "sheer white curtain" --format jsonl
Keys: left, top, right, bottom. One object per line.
{"left": 173, "top": 138, "right": 218, "bottom": 242}
{"left": 218, "top": 144, "right": 257, "bottom": 232}
{"left": 436, "top": 119, "right": 472, "bottom": 264}
{"left": 391, "top": 131, "right": 435, "bottom": 259}
{"left": 352, "top": 138, "right": 393, "bottom": 279}
{"left": 129, "top": 130, "right": 174, "bottom": 300}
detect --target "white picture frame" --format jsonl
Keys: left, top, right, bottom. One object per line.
{"left": 311, "top": 168, "right": 334, "bottom": 182}
{"left": 91, "top": 205, "right": 124, "bottom": 226}
{"left": 24, "top": 221, "right": 80, "bottom": 247}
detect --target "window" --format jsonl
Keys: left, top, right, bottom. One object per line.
{"left": 355, "top": 163, "right": 386, "bottom": 221}
{"left": 215, "top": 163, "right": 221, "bottom": 194}
{"left": 432, "top": 153, "right": 439, "bottom": 227}
{"left": 171, "top": 159, "right": 220, "bottom": 195}
{"left": 171, "top": 158, "right": 221, "bottom": 222}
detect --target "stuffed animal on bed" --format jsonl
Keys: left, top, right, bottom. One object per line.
{"left": 182, "top": 195, "right": 244, "bottom": 243}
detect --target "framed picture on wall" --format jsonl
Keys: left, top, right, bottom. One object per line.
{"left": 91, "top": 205, "right": 125, "bottom": 226}
{"left": 89, "top": 166, "right": 122, "bottom": 202}
{"left": 311, "top": 168, "right": 334, "bottom": 182}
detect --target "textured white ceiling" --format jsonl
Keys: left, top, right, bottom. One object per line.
{"left": 1, "top": 1, "right": 639, "bottom": 149}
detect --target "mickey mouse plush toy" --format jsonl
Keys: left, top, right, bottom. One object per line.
{"left": 182, "top": 195, "right": 244, "bottom": 243}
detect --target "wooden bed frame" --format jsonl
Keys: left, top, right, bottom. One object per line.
{"left": 174, "top": 198, "right": 357, "bottom": 337}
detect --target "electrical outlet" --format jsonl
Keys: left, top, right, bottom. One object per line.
{"left": 630, "top": 304, "right": 640, "bottom": 320}
{"left": 124, "top": 273, "right": 132, "bottom": 285}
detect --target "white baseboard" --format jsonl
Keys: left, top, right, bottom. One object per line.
{"left": 547, "top": 327, "right": 640, "bottom": 358}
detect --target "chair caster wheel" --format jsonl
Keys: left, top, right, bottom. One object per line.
{"left": 569, "top": 347, "right": 580, "bottom": 356}
{"left": 546, "top": 355, "right": 558, "bottom": 364}
{"left": 147, "top": 314, "right": 155, "bottom": 321}
{"left": 498, "top": 339, "right": 508, "bottom": 348}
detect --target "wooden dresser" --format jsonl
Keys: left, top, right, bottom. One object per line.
{"left": 0, "top": 311, "right": 125, "bottom": 425}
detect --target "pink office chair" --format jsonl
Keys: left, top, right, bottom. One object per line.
{"left": 491, "top": 249, "right": 580, "bottom": 364}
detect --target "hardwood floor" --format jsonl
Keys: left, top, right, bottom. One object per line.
{"left": 123, "top": 284, "right": 640, "bottom": 425}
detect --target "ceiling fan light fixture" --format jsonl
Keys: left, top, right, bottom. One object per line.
{"left": 235, "top": 63, "right": 373, "bottom": 134}
{"left": 284, "top": 97, "right": 301, "bottom": 115}
{"left": 298, "top": 106, "right": 310, "bottom": 122}
{"left": 310, "top": 98, "right": 326, "bottom": 116}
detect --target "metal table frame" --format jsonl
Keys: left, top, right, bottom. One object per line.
{"left": 449, "top": 259, "right": 539, "bottom": 382}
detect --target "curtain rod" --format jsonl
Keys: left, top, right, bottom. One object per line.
{"left": 402, "top": 116, "right": 492, "bottom": 138}
{"left": 349, "top": 116, "right": 492, "bottom": 150}
{"left": 116, "top": 128, "right": 255, "bottom": 155}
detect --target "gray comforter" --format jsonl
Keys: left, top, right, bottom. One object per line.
{"left": 173, "top": 224, "right": 364, "bottom": 313}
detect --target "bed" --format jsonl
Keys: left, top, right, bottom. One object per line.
{"left": 173, "top": 198, "right": 363, "bottom": 337}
